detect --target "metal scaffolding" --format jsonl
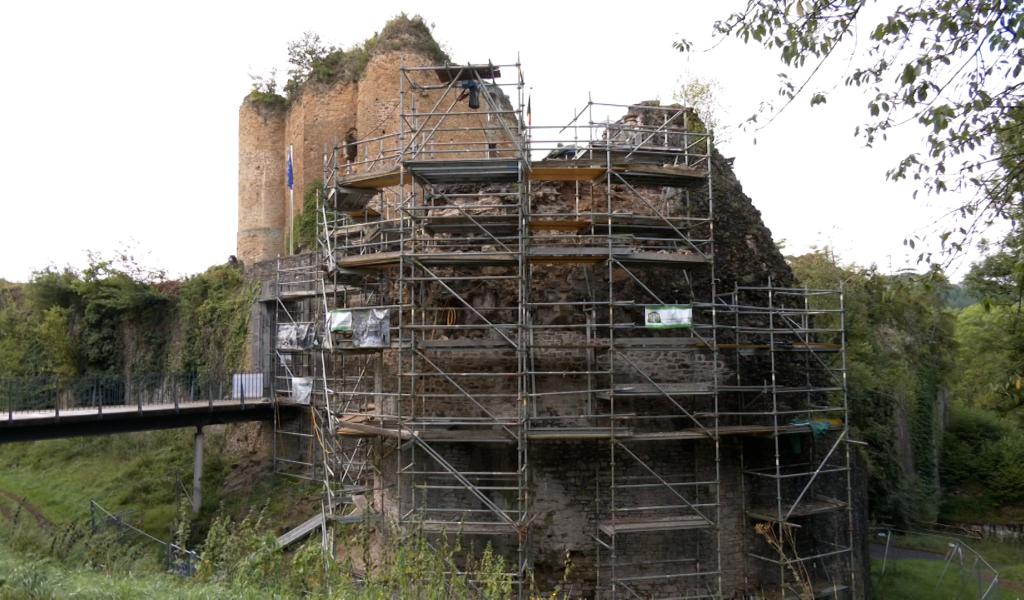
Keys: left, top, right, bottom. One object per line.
{"left": 715, "top": 283, "right": 856, "bottom": 599}
{"left": 267, "top": 57, "right": 854, "bottom": 599}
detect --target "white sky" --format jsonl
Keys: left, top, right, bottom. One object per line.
{"left": 0, "top": 1, "right": 995, "bottom": 282}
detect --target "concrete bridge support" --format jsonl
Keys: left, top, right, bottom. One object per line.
{"left": 193, "top": 427, "right": 204, "bottom": 514}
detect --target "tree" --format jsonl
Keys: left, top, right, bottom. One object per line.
{"left": 789, "top": 249, "right": 955, "bottom": 525}
{"left": 682, "top": 1, "right": 1024, "bottom": 256}
{"left": 674, "top": 77, "right": 731, "bottom": 142}
{"left": 286, "top": 31, "right": 332, "bottom": 84}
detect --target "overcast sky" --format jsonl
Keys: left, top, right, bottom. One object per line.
{"left": 0, "top": 1, "right": 995, "bottom": 282}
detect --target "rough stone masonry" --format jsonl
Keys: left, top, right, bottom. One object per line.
{"left": 237, "top": 19, "right": 867, "bottom": 599}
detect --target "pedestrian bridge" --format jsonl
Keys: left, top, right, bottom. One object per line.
{"left": 0, "top": 373, "right": 277, "bottom": 443}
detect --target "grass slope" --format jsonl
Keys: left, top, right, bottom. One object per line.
{"left": 0, "top": 428, "right": 318, "bottom": 541}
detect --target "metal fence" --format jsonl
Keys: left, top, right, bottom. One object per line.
{"left": 873, "top": 527, "right": 1000, "bottom": 599}
{"left": 1, "top": 373, "right": 268, "bottom": 418}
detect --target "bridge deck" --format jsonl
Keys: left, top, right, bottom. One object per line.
{"left": 1, "top": 398, "right": 276, "bottom": 443}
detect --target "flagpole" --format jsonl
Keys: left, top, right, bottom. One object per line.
{"left": 287, "top": 145, "right": 294, "bottom": 255}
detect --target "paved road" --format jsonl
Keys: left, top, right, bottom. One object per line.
{"left": 870, "top": 543, "right": 947, "bottom": 562}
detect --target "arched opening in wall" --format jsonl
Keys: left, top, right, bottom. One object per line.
{"left": 345, "top": 128, "right": 358, "bottom": 165}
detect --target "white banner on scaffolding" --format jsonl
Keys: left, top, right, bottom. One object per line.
{"left": 291, "top": 377, "right": 312, "bottom": 405}
{"left": 644, "top": 305, "right": 692, "bottom": 329}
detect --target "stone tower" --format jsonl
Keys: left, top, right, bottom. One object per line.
{"left": 236, "top": 97, "right": 287, "bottom": 265}
{"left": 235, "top": 16, "right": 447, "bottom": 265}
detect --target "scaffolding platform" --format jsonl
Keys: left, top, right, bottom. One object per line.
{"left": 422, "top": 215, "right": 519, "bottom": 236}
{"left": 327, "top": 185, "right": 378, "bottom": 212}
{"left": 608, "top": 163, "right": 707, "bottom": 186}
{"left": 599, "top": 515, "right": 713, "bottom": 536}
{"left": 421, "top": 215, "right": 592, "bottom": 236}
{"left": 406, "top": 159, "right": 521, "bottom": 184}
{"left": 432, "top": 64, "right": 502, "bottom": 83}
{"left": 525, "top": 423, "right": 827, "bottom": 442}
{"left": 529, "top": 218, "right": 592, "bottom": 232}
{"left": 598, "top": 382, "right": 714, "bottom": 399}
{"left": 746, "top": 496, "right": 848, "bottom": 523}
{"left": 527, "top": 163, "right": 606, "bottom": 182}
{"left": 334, "top": 161, "right": 702, "bottom": 189}
{"left": 718, "top": 342, "right": 842, "bottom": 352}
{"left": 276, "top": 283, "right": 359, "bottom": 301}
{"left": 335, "top": 247, "right": 710, "bottom": 269}
{"left": 591, "top": 214, "right": 706, "bottom": 236}
{"left": 418, "top": 520, "right": 517, "bottom": 535}
{"left": 338, "top": 168, "right": 401, "bottom": 189}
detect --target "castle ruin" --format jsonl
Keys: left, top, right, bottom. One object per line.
{"left": 237, "top": 22, "right": 865, "bottom": 599}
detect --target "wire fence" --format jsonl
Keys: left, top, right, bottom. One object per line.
{"left": 89, "top": 499, "right": 198, "bottom": 576}
{"left": 873, "top": 526, "right": 1000, "bottom": 599}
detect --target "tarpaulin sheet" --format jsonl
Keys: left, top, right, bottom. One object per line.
{"left": 277, "top": 323, "right": 317, "bottom": 350}
{"left": 327, "top": 309, "right": 390, "bottom": 348}
{"left": 291, "top": 377, "right": 312, "bottom": 405}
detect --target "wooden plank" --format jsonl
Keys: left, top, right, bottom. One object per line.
{"left": 528, "top": 428, "right": 634, "bottom": 441}
{"left": 611, "top": 163, "right": 706, "bottom": 180}
{"left": 344, "top": 207, "right": 381, "bottom": 220}
{"left": 746, "top": 497, "right": 847, "bottom": 523}
{"left": 335, "top": 247, "right": 709, "bottom": 268}
{"left": 433, "top": 64, "right": 501, "bottom": 83}
{"left": 417, "top": 429, "right": 516, "bottom": 443}
{"left": 277, "top": 512, "right": 325, "bottom": 548}
{"left": 615, "top": 251, "right": 711, "bottom": 264}
{"left": 527, "top": 166, "right": 606, "bottom": 182}
{"left": 339, "top": 169, "right": 402, "bottom": 189}
{"left": 338, "top": 251, "right": 401, "bottom": 269}
{"left": 418, "top": 520, "right": 515, "bottom": 535}
{"left": 528, "top": 219, "right": 592, "bottom": 232}
{"left": 603, "top": 383, "right": 714, "bottom": 398}
{"left": 336, "top": 419, "right": 408, "bottom": 440}
{"left": 599, "top": 515, "right": 712, "bottom": 535}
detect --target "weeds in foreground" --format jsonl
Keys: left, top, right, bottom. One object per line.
{"left": 1, "top": 499, "right": 578, "bottom": 599}
{"left": 755, "top": 521, "right": 814, "bottom": 600}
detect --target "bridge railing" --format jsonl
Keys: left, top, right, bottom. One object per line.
{"left": 1, "top": 373, "right": 269, "bottom": 419}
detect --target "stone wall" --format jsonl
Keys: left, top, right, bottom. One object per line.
{"left": 285, "top": 81, "right": 358, "bottom": 213}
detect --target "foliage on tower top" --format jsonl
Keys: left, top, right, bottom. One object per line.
{"left": 281, "top": 14, "right": 450, "bottom": 100}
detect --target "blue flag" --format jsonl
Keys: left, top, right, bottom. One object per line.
{"left": 287, "top": 147, "right": 294, "bottom": 191}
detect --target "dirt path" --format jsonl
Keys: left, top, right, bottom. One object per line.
{"left": 0, "top": 487, "right": 54, "bottom": 532}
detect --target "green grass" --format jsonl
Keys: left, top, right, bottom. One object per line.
{"left": 0, "top": 543, "right": 273, "bottom": 599}
{"left": 0, "top": 430, "right": 237, "bottom": 539}
{"left": 871, "top": 558, "right": 1013, "bottom": 599}
{"left": 0, "top": 428, "right": 319, "bottom": 543}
